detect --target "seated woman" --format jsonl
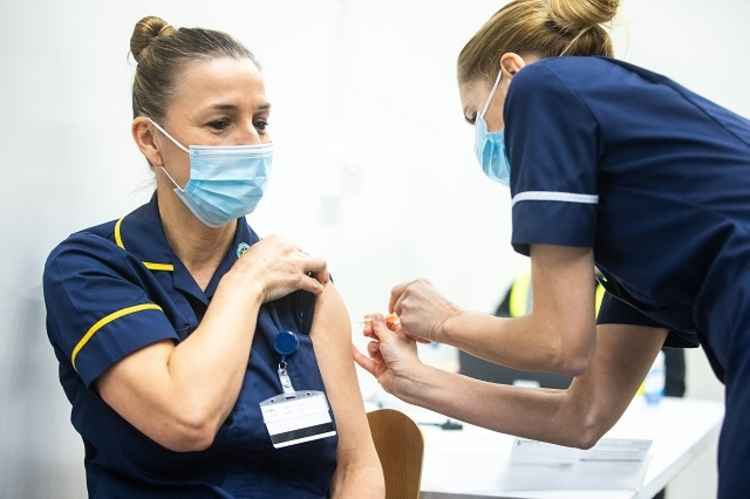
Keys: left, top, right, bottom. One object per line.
{"left": 43, "top": 16, "right": 384, "bottom": 499}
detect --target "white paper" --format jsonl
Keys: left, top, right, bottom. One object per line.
{"left": 503, "top": 438, "right": 652, "bottom": 491}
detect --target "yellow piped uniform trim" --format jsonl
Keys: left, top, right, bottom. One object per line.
{"left": 114, "top": 217, "right": 125, "bottom": 249}
{"left": 71, "top": 303, "right": 163, "bottom": 370}
{"left": 143, "top": 262, "right": 175, "bottom": 272}
{"left": 113, "top": 216, "right": 173, "bottom": 271}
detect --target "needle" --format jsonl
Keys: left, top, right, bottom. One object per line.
{"left": 359, "top": 313, "right": 401, "bottom": 331}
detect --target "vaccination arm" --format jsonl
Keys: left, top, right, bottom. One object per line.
{"left": 311, "top": 283, "right": 385, "bottom": 499}
{"left": 356, "top": 315, "right": 667, "bottom": 449}
{"left": 97, "top": 236, "right": 328, "bottom": 453}
{"left": 392, "top": 245, "right": 598, "bottom": 376}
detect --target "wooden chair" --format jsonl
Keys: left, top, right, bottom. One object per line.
{"left": 367, "top": 409, "right": 424, "bottom": 499}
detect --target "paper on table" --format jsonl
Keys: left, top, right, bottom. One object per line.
{"left": 502, "top": 438, "right": 652, "bottom": 491}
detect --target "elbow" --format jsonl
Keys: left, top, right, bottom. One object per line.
{"left": 173, "top": 423, "right": 217, "bottom": 453}
{"left": 561, "top": 395, "right": 608, "bottom": 450}
{"left": 555, "top": 330, "right": 596, "bottom": 378}
{"left": 571, "top": 424, "right": 606, "bottom": 450}
{"left": 159, "top": 406, "right": 219, "bottom": 453}
{"left": 557, "top": 353, "right": 591, "bottom": 378}
{"left": 573, "top": 418, "right": 607, "bottom": 450}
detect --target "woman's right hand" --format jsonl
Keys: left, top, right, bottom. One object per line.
{"left": 228, "top": 235, "right": 329, "bottom": 303}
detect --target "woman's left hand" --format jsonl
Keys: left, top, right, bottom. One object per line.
{"left": 388, "top": 279, "right": 462, "bottom": 343}
{"left": 353, "top": 315, "right": 423, "bottom": 396}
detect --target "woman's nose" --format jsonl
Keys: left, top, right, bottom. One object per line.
{"left": 234, "top": 120, "right": 261, "bottom": 145}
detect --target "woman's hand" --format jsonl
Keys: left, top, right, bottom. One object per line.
{"left": 389, "top": 279, "right": 462, "bottom": 342}
{"left": 227, "top": 235, "right": 329, "bottom": 303}
{"left": 353, "top": 314, "right": 424, "bottom": 396}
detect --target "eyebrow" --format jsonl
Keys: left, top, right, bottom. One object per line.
{"left": 203, "top": 102, "right": 272, "bottom": 113}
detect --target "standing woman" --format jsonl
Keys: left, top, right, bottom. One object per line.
{"left": 43, "top": 16, "right": 383, "bottom": 498}
{"left": 354, "top": 1, "right": 750, "bottom": 497}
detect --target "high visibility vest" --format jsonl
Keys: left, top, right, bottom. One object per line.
{"left": 507, "top": 273, "right": 606, "bottom": 318}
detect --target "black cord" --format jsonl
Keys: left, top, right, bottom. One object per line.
{"left": 419, "top": 419, "right": 464, "bottom": 431}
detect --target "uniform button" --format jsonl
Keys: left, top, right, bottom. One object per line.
{"left": 236, "top": 242, "right": 251, "bottom": 258}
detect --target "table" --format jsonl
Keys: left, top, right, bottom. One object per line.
{"left": 398, "top": 397, "right": 723, "bottom": 499}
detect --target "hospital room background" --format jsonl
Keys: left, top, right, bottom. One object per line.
{"left": 1, "top": 0, "right": 748, "bottom": 497}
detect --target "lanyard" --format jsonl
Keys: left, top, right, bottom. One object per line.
{"left": 271, "top": 307, "right": 300, "bottom": 398}
{"left": 260, "top": 307, "right": 336, "bottom": 449}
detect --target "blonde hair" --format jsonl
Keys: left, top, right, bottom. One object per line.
{"left": 458, "top": 0, "right": 619, "bottom": 82}
{"left": 129, "top": 16, "right": 258, "bottom": 121}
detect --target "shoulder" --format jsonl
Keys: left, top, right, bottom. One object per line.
{"left": 508, "top": 56, "right": 623, "bottom": 104}
{"left": 43, "top": 220, "right": 129, "bottom": 286}
{"left": 309, "top": 283, "right": 350, "bottom": 344}
{"left": 505, "top": 59, "right": 579, "bottom": 115}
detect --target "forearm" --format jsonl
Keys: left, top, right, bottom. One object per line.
{"left": 331, "top": 461, "right": 385, "bottom": 499}
{"left": 167, "top": 275, "right": 263, "bottom": 429}
{"left": 438, "top": 245, "right": 595, "bottom": 374}
{"left": 438, "top": 311, "right": 575, "bottom": 374}
{"left": 395, "top": 324, "right": 666, "bottom": 449}
{"left": 360, "top": 316, "right": 664, "bottom": 453}
{"left": 397, "top": 364, "right": 590, "bottom": 447}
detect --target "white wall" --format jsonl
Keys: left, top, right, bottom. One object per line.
{"left": 1, "top": 1, "right": 744, "bottom": 497}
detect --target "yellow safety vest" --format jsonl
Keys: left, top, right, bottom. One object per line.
{"left": 508, "top": 273, "right": 606, "bottom": 318}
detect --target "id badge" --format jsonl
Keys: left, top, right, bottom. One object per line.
{"left": 260, "top": 362, "right": 336, "bottom": 449}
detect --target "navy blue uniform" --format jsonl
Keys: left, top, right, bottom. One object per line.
{"left": 505, "top": 56, "right": 750, "bottom": 498}
{"left": 43, "top": 196, "right": 338, "bottom": 498}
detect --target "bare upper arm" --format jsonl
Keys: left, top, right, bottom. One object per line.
{"left": 530, "top": 244, "right": 597, "bottom": 372}
{"left": 310, "top": 283, "right": 380, "bottom": 467}
{"left": 97, "top": 340, "right": 206, "bottom": 452}
{"left": 562, "top": 323, "right": 668, "bottom": 448}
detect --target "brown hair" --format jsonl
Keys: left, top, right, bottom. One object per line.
{"left": 129, "top": 16, "right": 258, "bottom": 121}
{"left": 458, "top": 0, "right": 619, "bottom": 83}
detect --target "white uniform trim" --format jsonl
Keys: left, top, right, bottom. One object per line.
{"left": 511, "top": 191, "right": 599, "bottom": 208}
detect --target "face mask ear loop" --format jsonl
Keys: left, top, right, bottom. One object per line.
{"left": 158, "top": 165, "right": 186, "bottom": 192}
{"left": 480, "top": 68, "right": 504, "bottom": 119}
{"left": 146, "top": 117, "right": 190, "bottom": 192}
{"left": 147, "top": 118, "right": 191, "bottom": 154}
{"left": 560, "top": 26, "right": 593, "bottom": 56}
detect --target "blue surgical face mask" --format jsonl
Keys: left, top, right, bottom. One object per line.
{"left": 474, "top": 69, "right": 511, "bottom": 185}
{"left": 149, "top": 119, "right": 272, "bottom": 228}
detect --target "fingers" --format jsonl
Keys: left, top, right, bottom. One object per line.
{"left": 389, "top": 282, "right": 409, "bottom": 314}
{"left": 364, "top": 314, "right": 428, "bottom": 344}
{"left": 352, "top": 344, "right": 378, "bottom": 375}
{"left": 298, "top": 275, "right": 325, "bottom": 295}
{"left": 367, "top": 340, "right": 380, "bottom": 357}
{"left": 301, "top": 257, "right": 328, "bottom": 282}
{"left": 366, "top": 314, "right": 397, "bottom": 343}
{"left": 392, "top": 291, "right": 408, "bottom": 316}
{"left": 317, "top": 267, "right": 331, "bottom": 284}
{"left": 389, "top": 278, "right": 429, "bottom": 313}
{"left": 364, "top": 314, "right": 400, "bottom": 332}
{"left": 299, "top": 255, "right": 330, "bottom": 287}
{"left": 363, "top": 320, "right": 376, "bottom": 339}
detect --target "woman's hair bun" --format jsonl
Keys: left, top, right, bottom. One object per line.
{"left": 130, "top": 16, "right": 176, "bottom": 63}
{"left": 548, "top": 0, "right": 620, "bottom": 29}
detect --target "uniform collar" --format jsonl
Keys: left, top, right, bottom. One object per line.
{"left": 114, "top": 195, "right": 175, "bottom": 269}
{"left": 116, "top": 194, "right": 259, "bottom": 304}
